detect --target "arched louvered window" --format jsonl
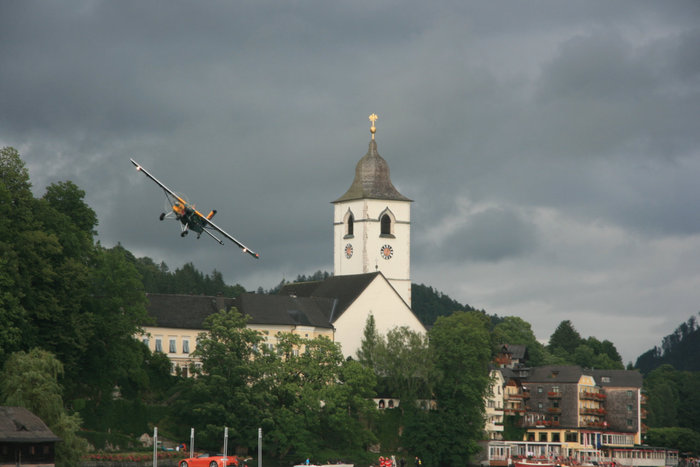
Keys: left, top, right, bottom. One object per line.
{"left": 347, "top": 213, "right": 354, "bottom": 236}
{"left": 380, "top": 214, "right": 391, "bottom": 236}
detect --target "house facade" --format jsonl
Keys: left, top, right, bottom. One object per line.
{"left": 141, "top": 292, "right": 336, "bottom": 375}
{"left": 485, "top": 369, "right": 506, "bottom": 440}
{"left": 483, "top": 363, "right": 647, "bottom": 459}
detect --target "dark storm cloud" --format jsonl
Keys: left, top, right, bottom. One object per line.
{"left": 428, "top": 206, "right": 539, "bottom": 263}
{"left": 2, "top": 0, "right": 700, "bottom": 362}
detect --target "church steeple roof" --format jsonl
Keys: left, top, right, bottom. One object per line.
{"left": 333, "top": 115, "right": 411, "bottom": 203}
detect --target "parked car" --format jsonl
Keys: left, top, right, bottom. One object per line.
{"left": 179, "top": 453, "right": 238, "bottom": 467}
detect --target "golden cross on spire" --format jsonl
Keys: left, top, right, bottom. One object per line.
{"left": 369, "top": 113, "right": 378, "bottom": 140}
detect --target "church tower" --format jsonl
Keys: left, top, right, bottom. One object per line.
{"left": 332, "top": 114, "right": 412, "bottom": 306}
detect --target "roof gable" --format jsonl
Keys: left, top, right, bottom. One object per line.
{"left": 525, "top": 365, "right": 587, "bottom": 383}
{"left": 278, "top": 272, "right": 383, "bottom": 322}
{"left": 0, "top": 407, "right": 61, "bottom": 443}
{"left": 145, "top": 292, "right": 335, "bottom": 330}
{"left": 590, "top": 369, "right": 643, "bottom": 388}
{"left": 237, "top": 293, "right": 334, "bottom": 328}
{"left": 146, "top": 293, "right": 235, "bottom": 329}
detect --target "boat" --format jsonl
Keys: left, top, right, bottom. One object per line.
{"left": 293, "top": 464, "right": 353, "bottom": 467}
{"left": 486, "top": 441, "right": 679, "bottom": 467}
{"left": 513, "top": 461, "right": 557, "bottom": 467}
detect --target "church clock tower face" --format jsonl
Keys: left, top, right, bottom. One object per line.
{"left": 332, "top": 114, "right": 412, "bottom": 306}
{"left": 380, "top": 244, "right": 393, "bottom": 260}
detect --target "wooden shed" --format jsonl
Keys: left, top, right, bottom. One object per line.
{"left": 0, "top": 406, "right": 61, "bottom": 467}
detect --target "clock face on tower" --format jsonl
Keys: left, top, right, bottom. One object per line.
{"left": 380, "top": 244, "right": 394, "bottom": 260}
{"left": 345, "top": 243, "right": 353, "bottom": 259}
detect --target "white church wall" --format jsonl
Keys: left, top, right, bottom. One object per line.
{"left": 333, "top": 274, "right": 425, "bottom": 359}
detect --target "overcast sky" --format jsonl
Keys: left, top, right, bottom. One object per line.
{"left": 2, "top": 0, "right": 699, "bottom": 363}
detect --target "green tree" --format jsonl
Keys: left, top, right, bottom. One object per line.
{"left": 0, "top": 147, "right": 35, "bottom": 363}
{"left": 169, "top": 307, "right": 264, "bottom": 450}
{"left": 571, "top": 337, "right": 623, "bottom": 369}
{"left": 265, "top": 334, "right": 376, "bottom": 461}
{"left": 24, "top": 181, "right": 97, "bottom": 387}
{"left": 1, "top": 348, "right": 88, "bottom": 467}
{"left": 59, "top": 244, "right": 150, "bottom": 402}
{"left": 548, "top": 320, "right": 582, "bottom": 356}
{"left": 644, "top": 365, "right": 680, "bottom": 427}
{"left": 373, "top": 326, "right": 434, "bottom": 404}
{"left": 356, "top": 314, "right": 380, "bottom": 368}
{"left": 411, "top": 311, "right": 491, "bottom": 466}
{"left": 645, "top": 427, "right": 700, "bottom": 456}
{"left": 130, "top": 255, "right": 248, "bottom": 296}
{"left": 491, "top": 316, "right": 547, "bottom": 366}
{"left": 677, "top": 371, "right": 700, "bottom": 432}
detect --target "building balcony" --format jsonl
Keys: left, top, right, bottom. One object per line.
{"left": 641, "top": 408, "right": 648, "bottom": 419}
{"left": 582, "top": 421, "right": 608, "bottom": 429}
{"left": 548, "top": 391, "right": 562, "bottom": 398}
{"left": 580, "top": 391, "right": 606, "bottom": 400}
{"left": 547, "top": 407, "right": 562, "bottom": 414}
{"left": 580, "top": 408, "right": 606, "bottom": 416}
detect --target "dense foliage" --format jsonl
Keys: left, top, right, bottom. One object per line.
{"left": 411, "top": 283, "right": 481, "bottom": 326}
{"left": 491, "top": 316, "right": 548, "bottom": 366}
{"left": 427, "top": 312, "right": 492, "bottom": 466}
{"left": 546, "top": 320, "right": 624, "bottom": 369}
{"left": 0, "top": 147, "right": 181, "bottom": 464}
{"left": 643, "top": 365, "right": 700, "bottom": 439}
{"left": 132, "top": 256, "right": 247, "bottom": 297}
{"left": 1, "top": 348, "right": 88, "bottom": 466}
{"left": 167, "top": 309, "right": 377, "bottom": 463}
{"left": 356, "top": 312, "right": 493, "bottom": 466}
{"left": 636, "top": 314, "right": 700, "bottom": 375}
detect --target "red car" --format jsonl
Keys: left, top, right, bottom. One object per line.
{"left": 179, "top": 453, "right": 238, "bottom": 467}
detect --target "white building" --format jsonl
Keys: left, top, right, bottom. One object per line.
{"left": 485, "top": 369, "right": 506, "bottom": 440}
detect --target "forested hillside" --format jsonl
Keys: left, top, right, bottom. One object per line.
{"left": 635, "top": 314, "right": 700, "bottom": 374}
{"left": 130, "top": 255, "right": 247, "bottom": 297}
{"left": 411, "top": 283, "right": 482, "bottom": 326}
{"left": 633, "top": 315, "right": 700, "bottom": 454}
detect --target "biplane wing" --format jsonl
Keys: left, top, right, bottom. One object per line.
{"left": 130, "top": 158, "right": 260, "bottom": 259}
{"left": 201, "top": 216, "right": 260, "bottom": 258}
{"left": 130, "top": 158, "right": 184, "bottom": 205}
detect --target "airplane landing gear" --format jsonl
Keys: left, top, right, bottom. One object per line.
{"left": 181, "top": 231, "right": 188, "bottom": 237}
{"left": 159, "top": 213, "right": 166, "bottom": 221}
